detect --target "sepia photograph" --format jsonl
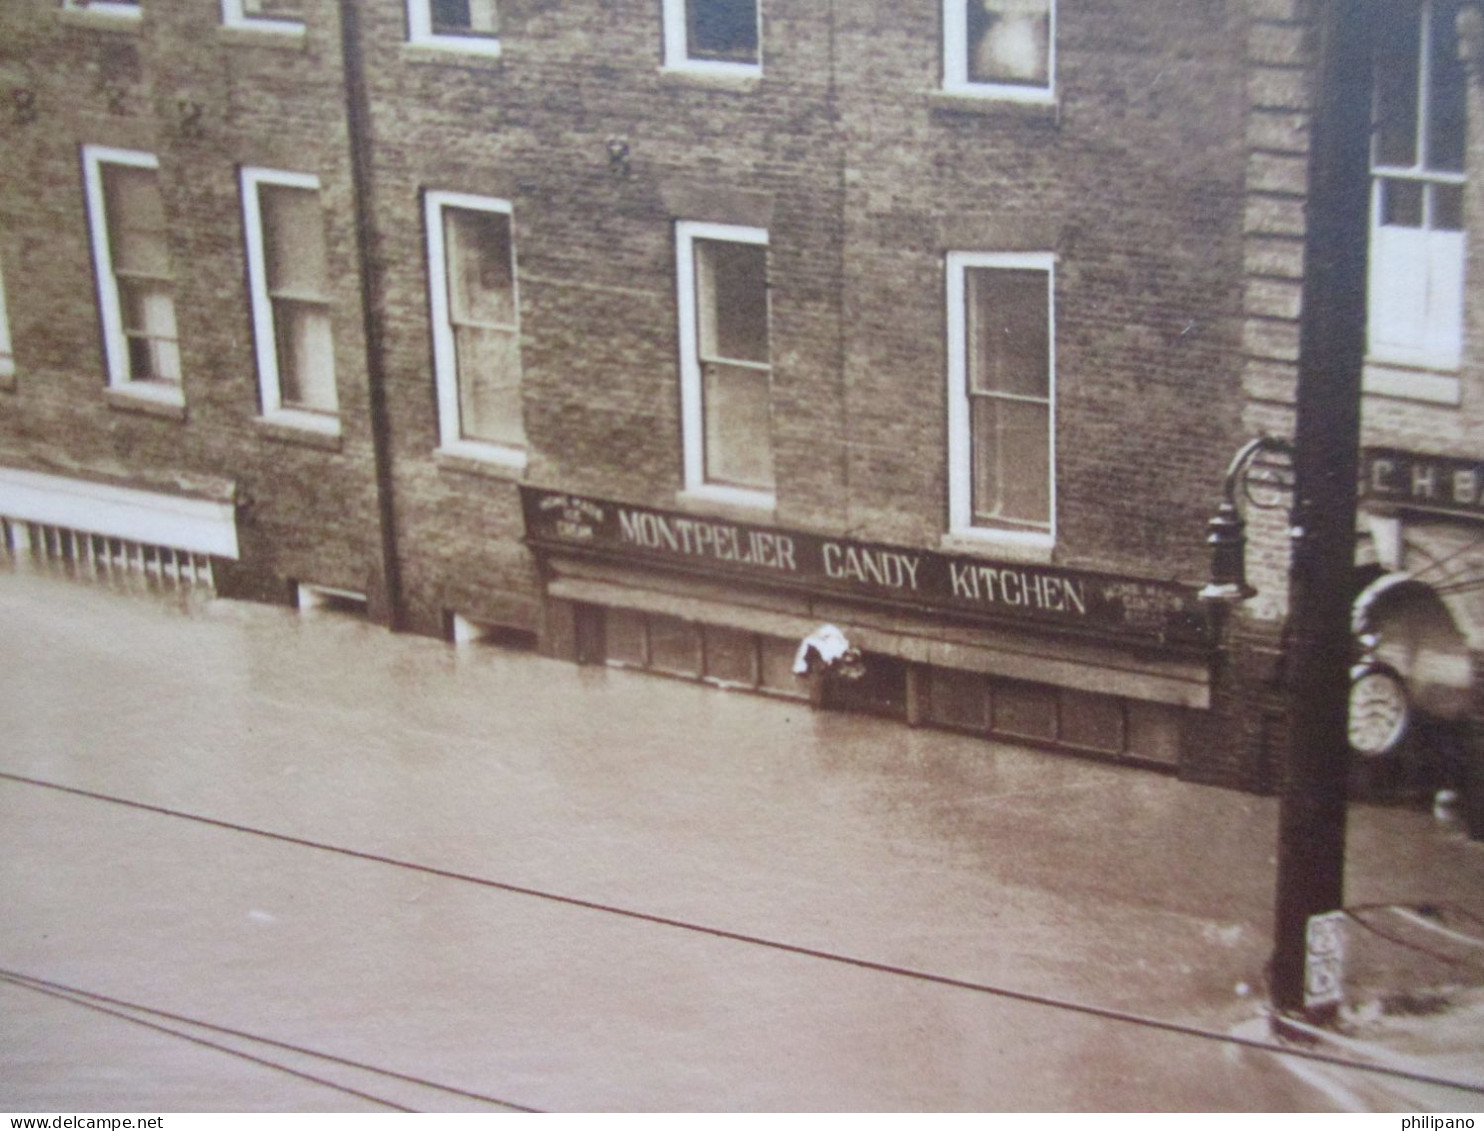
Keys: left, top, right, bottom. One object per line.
{"left": 0, "top": 0, "right": 1481, "bottom": 1114}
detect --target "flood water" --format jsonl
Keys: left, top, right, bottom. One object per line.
{"left": 1, "top": 567, "right": 1479, "bottom": 1110}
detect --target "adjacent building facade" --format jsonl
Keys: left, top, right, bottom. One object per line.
{"left": 0, "top": 0, "right": 1476, "bottom": 793}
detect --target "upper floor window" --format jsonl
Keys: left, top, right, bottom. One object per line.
{"left": 408, "top": 0, "right": 500, "bottom": 55}
{"left": 240, "top": 168, "right": 338, "bottom": 431}
{"left": 82, "top": 146, "right": 182, "bottom": 401}
{"left": 1369, "top": 0, "right": 1466, "bottom": 374}
{"left": 425, "top": 191, "right": 526, "bottom": 465}
{"left": 944, "top": 0, "right": 1055, "bottom": 102}
{"left": 947, "top": 252, "right": 1055, "bottom": 546}
{"left": 663, "top": 0, "right": 760, "bottom": 76}
{"left": 221, "top": 0, "right": 305, "bottom": 35}
{"left": 676, "top": 221, "right": 773, "bottom": 507}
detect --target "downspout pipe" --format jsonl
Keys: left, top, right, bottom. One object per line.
{"left": 339, "top": 0, "right": 405, "bottom": 631}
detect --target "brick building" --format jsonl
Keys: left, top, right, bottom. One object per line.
{"left": 0, "top": 0, "right": 1473, "bottom": 793}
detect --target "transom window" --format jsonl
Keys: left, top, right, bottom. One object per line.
{"left": 944, "top": 0, "right": 1055, "bottom": 101}
{"left": 947, "top": 252, "right": 1055, "bottom": 545}
{"left": 425, "top": 191, "right": 526, "bottom": 464}
{"left": 82, "top": 146, "right": 182, "bottom": 400}
{"left": 663, "top": 0, "right": 760, "bottom": 74}
{"left": 676, "top": 221, "right": 773, "bottom": 506}
{"left": 1369, "top": 0, "right": 1467, "bottom": 373}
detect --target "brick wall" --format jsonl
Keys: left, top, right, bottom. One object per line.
{"left": 353, "top": 0, "right": 1252, "bottom": 629}
{"left": 353, "top": 0, "right": 847, "bottom": 637}
{"left": 0, "top": 0, "right": 1289, "bottom": 788}
{"left": 835, "top": 0, "right": 1249, "bottom": 576}
{"left": 0, "top": 0, "right": 388, "bottom": 613}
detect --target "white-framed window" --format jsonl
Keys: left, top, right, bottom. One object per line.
{"left": 425, "top": 191, "right": 526, "bottom": 465}
{"left": 676, "top": 221, "right": 773, "bottom": 507}
{"left": 662, "top": 0, "right": 760, "bottom": 75}
{"left": 240, "top": 167, "right": 338, "bottom": 430}
{"left": 221, "top": 0, "right": 304, "bottom": 35}
{"left": 947, "top": 251, "right": 1056, "bottom": 546}
{"left": 407, "top": 0, "right": 500, "bottom": 55}
{"left": 944, "top": 0, "right": 1055, "bottom": 102}
{"left": 1369, "top": 0, "right": 1466, "bottom": 374}
{"left": 81, "top": 146, "right": 182, "bottom": 401}
{"left": 62, "top": 0, "right": 141, "bottom": 19}
{"left": 0, "top": 242, "right": 13, "bottom": 379}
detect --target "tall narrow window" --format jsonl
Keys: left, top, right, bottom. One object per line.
{"left": 425, "top": 191, "right": 525, "bottom": 464}
{"left": 677, "top": 221, "right": 773, "bottom": 505}
{"left": 662, "top": 0, "right": 760, "bottom": 74}
{"left": 408, "top": 0, "right": 500, "bottom": 55}
{"left": 82, "top": 146, "right": 182, "bottom": 402}
{"left": 241, "top": 168, "right": 338, "bottom": 429}
{"left": 1369, "top": 0, "right": 1466, "bottom": 374}
{"left": 944, "top": 0, "right": 1055, "bottom": 101}
{"left": 221, "top": 0, "right": 305, "bottom": 34}
{"left": 948, "top": 252, "right": 1055, "bottom": 544}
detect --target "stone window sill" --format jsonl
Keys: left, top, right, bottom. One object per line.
{"left": 1362, "top": 363, "right": 1461, "bottom": 406}
{"left": 56, "top": 8, "right": 143, "bottom": 34}
{"left": 218, "top": 23, "right": 308, "bottom": 51}
{"left": 940, "top": 529, "right": 1056, "bottom": 564}
{"left": 674, "top": 487, "right": 776, "bottom": 525}
{"left": 253, "top": 413, "right": 342, "bottom": 451}
{"left": 927, "top": 89, "right": 1061, "bottom": 127}
{"left": 658, "top": 67, "right": 761, "bottom": 94}
{"left": 105, "top": 385, "right": 187, "bottom": 421}
{"left": 435, "top": 445, "right": 527, "bottom": 481}
{"left": 401, "top": 41, "right": 504, "bottom": 71}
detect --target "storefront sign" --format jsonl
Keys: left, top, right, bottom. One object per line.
{"left": 1362, "top": 449, "right": 1484, "bottom": 518}
{"left": 520, "top": 487, "right": 1210, "bottom": 647}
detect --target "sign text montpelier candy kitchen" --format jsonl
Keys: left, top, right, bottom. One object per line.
{"left": 521, "top": 488, "right": 1210, "bottom": 647}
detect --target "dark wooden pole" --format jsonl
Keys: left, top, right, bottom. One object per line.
{"left": 1270, "top": 0, "right": 1373, "bottom": 1017}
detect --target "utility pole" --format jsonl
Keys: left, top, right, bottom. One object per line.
{"left": 1270, "top": 0, "right": 1373, "bottom": 1017}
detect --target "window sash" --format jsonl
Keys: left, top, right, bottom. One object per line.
{"left": 430, "top": 0, "right": 498, "bottom": 36}
{"left": 84, "top": 147, "right": 181, "bottom": 391}
{"left": 119, "top": 278, "right": 181, "bottom": 384}
{"left": 702, "top": 361, "right": 772, "bottom": 489}
{"left": 663, "top": 0, "right": 759, "bottom": 72}
{"left": 945, "top": 0, "right": 1055, "bottom": 99}
{"left": 947, "top": 252, "right": 1055, "bottom": 541}
{"left": 426, "top": 192, "right": 525, "bottom": 459}
{"left": 686, "top": 0, "right": 759, "bottom": 65}
{"left": 408, "top": 0, "right": 502, "bottom": 53}
{"left": 242, "top": 168, "right": 337, "bottom": 423}
{"left": 453, "top": 323, "right": 525, "bottom": 447}
{"left": 677, "top": 221, "right": 773, "bottom": 501}
{"left": 270, "top": 297, "right": 336, "bottom": 413}
{"left": 1368, "top": 0, "right": 1468, "bottom": 372}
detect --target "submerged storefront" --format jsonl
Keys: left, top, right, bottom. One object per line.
{"left": 523, "top": 487, "right": 1215, "bottom": 772}
{"left": 1356, "top": 449, "right": 1484, "bottom": 770}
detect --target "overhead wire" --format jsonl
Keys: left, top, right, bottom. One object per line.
{"left": 0, "top": 973, "right": 415, "bottom": 1113}
{"left": 3, "top": 769, "right": 1482, "bottom": 1099}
